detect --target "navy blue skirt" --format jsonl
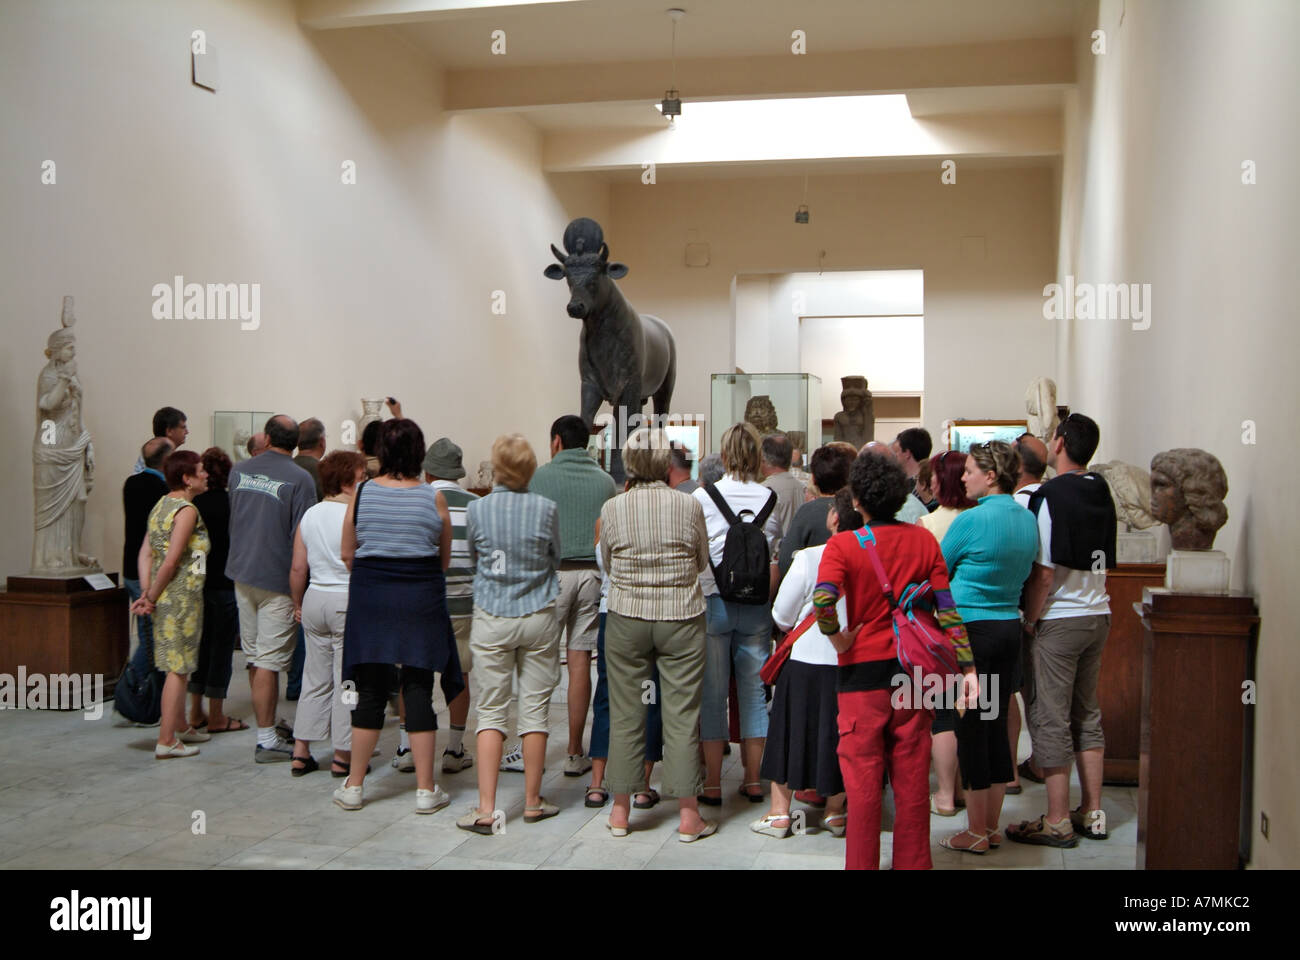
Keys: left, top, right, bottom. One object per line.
{"left": 342, "top": 555, "right": 463, "bottom": 702}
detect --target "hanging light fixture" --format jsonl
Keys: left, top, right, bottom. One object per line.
{"left": 795, "top": 175, "right": 810, "bottom": 223}
{"left": 660, "top": 9, "right": 685, "bottom": 120}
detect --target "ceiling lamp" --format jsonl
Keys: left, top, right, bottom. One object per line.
{"left": 661, "top": 9, "right": 685, "bottom": 121}
{"left": 795, "top": 175, "right": 810, "bottom": 223}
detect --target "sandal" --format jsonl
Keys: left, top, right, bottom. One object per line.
{"left": 738, "top": 782, "right": 764, "bottom": 803}
{"left": 1006, "top": 815, "right": 1079, "bottom": 848}
{"left": 939, "top": 829, "right": 990, "bottom": 854}
{"left": 207, "top": 717, "right": 248, "bottom": 733}
{"left": 697, "top": 785, "right": 723, "bottom": 807}
{"left": 988, "top": 831, "right": 1003, "bottom": 848}
{"left": 523, "top": 798, "right": 559, "bottom": 823}
{"left": 930, "top": 794, "right": 959, "bottom": 817}
{"left": 1005, "top": 784, "right": 1023, "bottom": 795}
{"left": 456, "top": 808, "right": 496, "bottom": 835}
{"left": 585, "top": 786, "right": 609, "bottom": 808}
{"left": 750, "top": 814, "right": 792, "bottom": 838}
{"left": 1017, "top": 759, "right": 1045, "bottom": 784}
{"left": 291, "top": 754, "right": 319, "bottom": 777}
{"left": 633, "top": 788, "right": 660, "bottom": 809}
{"left": 821, "top": 813, "right": 847, "bottom": 838}
{"left": 331, "top": 760, "right": 371, "bottom": 778}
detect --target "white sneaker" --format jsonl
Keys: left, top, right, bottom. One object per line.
{"left": 442, "top": 747, "right": 474, "bottom": 773}
{"left": 392, "top": 747, "right": 415, "bottom": 772}
{"left": 416, "top": 785, "right": 451, "bottom": 815}
{"left": 500, "top": 743, "right": 525, "bottom": 772}
{"left": 563, "top": 754, "right": 592, "bottom": 777}
{"left": 333, "top": 782, "right": 364, "bottom": 810}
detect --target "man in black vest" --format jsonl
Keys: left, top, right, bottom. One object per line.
{"left": 1009, "top": 414, "right": 1116, "bottom": 848}
{"left": 121, "top": 437, "right": 173, "bottom": 687}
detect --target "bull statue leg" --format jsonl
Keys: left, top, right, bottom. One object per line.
{"left": 651, "top": 338, "right": 677, "bottom": 420}
{"left": 608, "top": 381, "right": 642, "bottom": 485}
{"left": 580, "top": 379, "right": 603, "bottom": 430}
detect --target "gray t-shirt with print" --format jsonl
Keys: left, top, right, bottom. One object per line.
{"left": 226, "top": 451, "right": 317, "bottom": 595}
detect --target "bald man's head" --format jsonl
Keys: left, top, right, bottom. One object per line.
{"left": 142, "top": 436, "right": 173, "bottom": 471}
{"left": 863, "top": 441, "right": 893, "bottom": 458}
{"left": 1015, "top": 434, "right": 1049, "bottom": 484}
{"left": 265, "top": 415, "right": 300, "bottom": 453}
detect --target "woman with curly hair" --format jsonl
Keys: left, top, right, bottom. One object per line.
{"left": 813, "top": 451, "right": 977, "bottom": 869}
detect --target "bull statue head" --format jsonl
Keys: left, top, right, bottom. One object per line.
{"left": 544, "top": 217, "right": 629, "bottom": 320}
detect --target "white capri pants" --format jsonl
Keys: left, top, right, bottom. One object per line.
{"left": 295, "top": 588, "right": 352, "bottom": 751}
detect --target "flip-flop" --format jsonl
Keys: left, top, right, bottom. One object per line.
{"left": 208, "top": 718, "right": 248, "bottom": 733}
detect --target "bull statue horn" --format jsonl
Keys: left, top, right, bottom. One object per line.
{"left": 599, "top": 242, "right": 609, "bottom": 262}
{"left": 551, "top": 243, "right": 566, "bottom": 263}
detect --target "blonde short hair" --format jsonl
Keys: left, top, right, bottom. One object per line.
{"left": 969, "top": 440, "right": 1021, "bottom": 494}
{"left": 491, "top": 433, "right": 537, "bottom": 491}
{"left": 623, "top": 428, "right": 671, "bottom": 485}
{"left": 720, "top": 422, "right": 762, "bottom": 482}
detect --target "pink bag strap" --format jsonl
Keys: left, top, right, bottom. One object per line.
{"left": 852, "top": 527, "right": 897, "bottom": 608}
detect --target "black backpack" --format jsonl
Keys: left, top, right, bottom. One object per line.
{"left": 703, "top": 482, "right": 778, "bottom": 605}
{"left": 113, "top": 657, "right": 164, "bottom": 725}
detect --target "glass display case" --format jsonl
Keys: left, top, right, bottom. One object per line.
{"left": 213, "top": 410, "right": 276, "bottom": 464}
{"left": 710, "top": 373, "right": 821, "bottom": 455}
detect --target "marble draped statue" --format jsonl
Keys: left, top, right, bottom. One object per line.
{"left": 833, "top": 376, "right": 875, "bottom": 448}
{"left": 32, "top": 296, "right": 99, "bottom": 575}
{"left": 357, "top": 398, "right": 384, "bottom": 447}
{"left": 1025, "top": 377, "right": 1060, "bottom": 446}
{"left": 1089, "top": 461, "right": 1159, "bottom": 530}
{"left": 1150, "top": 448, "right": 1229, "bottom": 551}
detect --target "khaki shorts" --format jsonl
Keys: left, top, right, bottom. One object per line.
{"left": 235, "top": 582, "right": 298, "bottom": 672}
{"left": 555, "top": 567, "right": 601, "bottom": 652}
{"left": 470, "top": 604, "right": 560, "bottom": 737}
{"left": 451, "top": 615, "right": 472, "bottom": 673}
{"left": 1024, "top": 614, "right": 1110, "bottom": 769}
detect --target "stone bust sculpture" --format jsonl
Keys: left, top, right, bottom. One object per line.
{"left": 1025, "top": 377, "right": 1060, "bottom": 445}
{"left": 833, "top": 375, "right": 875, "bottom": 448}
{"left": 1150, "top": 448, "right": 1229, "bottom": 551}
{"left": 32, "top": 296, "right": 99, "bottom": 574}
{"left": 1089, "top": 461, "right": 1159, "bottom": 530}
{"left": 744, "top": 395, "right": 779, "bottom": 434}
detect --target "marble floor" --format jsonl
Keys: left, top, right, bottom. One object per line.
{"left": 0, "top": 653, "right": 1137, "bottom": 870}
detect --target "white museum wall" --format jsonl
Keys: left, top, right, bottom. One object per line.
{"left": 0, "top": 0, "right": 610, "bottom": 580}
{"left": 608, "top": 167, "right": 1057, "bottom": 446}
{"left": 1058, "top": 0, "right": 1300, "bottom": 866}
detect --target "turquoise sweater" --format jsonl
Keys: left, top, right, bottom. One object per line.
{"left": 940, "top": 494, "right": 1039, "bottom": 622}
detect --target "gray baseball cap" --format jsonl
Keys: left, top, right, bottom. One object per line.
{"left": 423, "top": 437, "right": 466, "bottom": 479}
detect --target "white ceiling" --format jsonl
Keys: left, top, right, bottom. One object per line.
{"left": 388, "top": 0, "right": 1083, "bottom": 70}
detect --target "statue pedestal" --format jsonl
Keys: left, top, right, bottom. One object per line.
{"left": 0, "top": 573, "right": 129, "bottom": 703}
{"left": 1137, "top": 591, "right": 1258, "bottom": 869}
{"left": 1117, "top": 531, "right": 1161, "bottom": 564}
{"left": 1165, "top": 549, "right": 1230, "bottom": 594}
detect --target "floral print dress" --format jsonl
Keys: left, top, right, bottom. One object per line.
{"left": 146, "top": 495, "right": 210, "bottom": 674}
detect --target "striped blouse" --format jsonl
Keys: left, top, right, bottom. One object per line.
{"left": 599, "top": 482, "right": 709, "bottom": 622}
{"left": 353, "top": 482, "right": 442, "bottom": 559}
{"left": 466, "top": 486, "right": 561, "bottom": 618}
{"left": 430, "top": 480, "right": 479, "bottom": 618}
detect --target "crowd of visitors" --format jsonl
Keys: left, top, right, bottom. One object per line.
{"left": 118, "top": 401, "right": 1116, "bottom": 867}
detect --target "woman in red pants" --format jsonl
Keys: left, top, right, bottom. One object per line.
{"left": 813, "top": 451, "right": 977, "bottom": 869}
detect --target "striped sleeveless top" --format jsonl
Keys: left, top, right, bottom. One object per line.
{"left": 353, "top": 481, "right": 442, "bottom": 560}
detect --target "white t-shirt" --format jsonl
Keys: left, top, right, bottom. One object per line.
{"left": 299, "top": 500, "right": 350, "bottom": 593}
{"left": 1014, "top": 482, "right": 1043, "bottom": 509}
{"left": 770, "top": 544, "right": 842, "bottom": 666}
{"left": 694, "top": 477, "right": 783, "bottom": 598}
{"left": 1036, "top": 500, "right": 1110, "bottom": 619}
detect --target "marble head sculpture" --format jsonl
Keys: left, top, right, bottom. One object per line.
{"left": 1025, "top": 377, "right": 1060, "bottom": 445}
{"left": 545, "top": 217, "right": 677, "bottom": 480}
{"left": 1150, "top": 448, "right": 1229, "bottom": 550}
{"left": 32, "top": 296, "right": 99, "bottom": 573}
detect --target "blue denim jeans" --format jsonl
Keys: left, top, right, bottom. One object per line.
{"left": 700, "top": 594, "right": 771, "bottom": 741}
{"left": 123, "top": 578, "right": 155, "bottom": 674}
{"left": 590, "top": 613, "right": 663, "bottom": 762}
{"left": 287, "top": 622, "right": 306, "bottom": 699}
